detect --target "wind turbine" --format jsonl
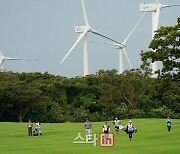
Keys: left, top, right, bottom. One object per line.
{"left": 140, "top": 0, "right": 180, "bottom": 77}
{"left": 92, "top": 13, "right": 145, "bottom": 74}
{"left": 61, "top": 0, "right": 122, "bottom": 76}
{"left": 0, "top": 52, "right": 21, "bottom": 72}
{"left": 115, "top": 13, "right": 145, "bottom": 74}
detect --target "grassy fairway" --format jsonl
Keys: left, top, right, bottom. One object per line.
{"left": 0, "top": 119, "right": 180, "bottom": 154}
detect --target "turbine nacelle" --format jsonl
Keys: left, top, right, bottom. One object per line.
{"left": 75, "top": 25, "right": 91, "bottom": 33}
{"left": 140, "top": 3, "right": 170, "bottom": 12}
{"left": 114, "top": 43, "right": 125, "bottom": 49}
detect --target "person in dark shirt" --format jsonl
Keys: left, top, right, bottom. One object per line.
{"left": 126, "top": 120, "right": 135, "bottom": 141}
{"left": 103, "top": 122, "right": 110, "bottom": 140}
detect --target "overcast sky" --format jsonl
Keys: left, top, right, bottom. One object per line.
{"left": 0, "top": 0, "right": 179, "bottom": 77}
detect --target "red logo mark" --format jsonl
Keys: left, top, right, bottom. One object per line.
{"left": 99, "top": 132, "right": 114, "bottom": 147}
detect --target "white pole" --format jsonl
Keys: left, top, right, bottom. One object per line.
{"left": 151, "top": 8, "right": 160, "bottom": 77}
{"left": 119, "top": 49, "right": 123, "bottom": 74}
{"left": 83, "top": 33, "right": 88, "bottom": 76}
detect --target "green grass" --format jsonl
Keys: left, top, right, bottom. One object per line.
{"left": 0, "top": 119, "right": 180, "bottom": 154}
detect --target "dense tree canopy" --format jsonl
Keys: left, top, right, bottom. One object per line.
{"left": 0, "top": 69, "right": 179, "bottom": 122}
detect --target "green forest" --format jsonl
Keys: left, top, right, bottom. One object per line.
{"left": 0, "top": 18, "right": 179, "bottom": 123}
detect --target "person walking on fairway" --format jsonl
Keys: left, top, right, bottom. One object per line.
{"left": 27, "top": 119, "right": 33, "bottom": 136}
{"left": 166, "top": 116, "right": 172, "bottom": 133}
{"left": 126, "top": 120, "right": 135, "bottom": 141}
{"left": 113, "top": 117, "right": 120, "bottom": 134}
{"left": 103, "top": 122, "right": 110, "bottom": 140}
{"left": 84, "top": 118, "right": 92, "bottom": 141}
{"left": 35, "top": 121, "right": 42, "bottom": 136}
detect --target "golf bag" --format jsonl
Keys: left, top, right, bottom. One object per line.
{"left": 33, "top": 128, "right": 39, "bottom": 136}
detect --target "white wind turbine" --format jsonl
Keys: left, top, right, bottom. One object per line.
{"left": 61, "top": 0, "right": 122, "bottom": 76}
{"left": 92, "top": 13, "right": 145, "bottom": 74}
{"left": 0, "top": 52, "right": 21, "bottom": 72}
{"left": 140, "top": 0, "right": 180, "bottom": 77}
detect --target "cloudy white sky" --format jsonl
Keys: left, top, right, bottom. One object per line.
{"left": 0, "top": 0, "right": 179, "bottom": 77}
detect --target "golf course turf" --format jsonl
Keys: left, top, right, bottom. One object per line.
{"left": 0, "top": 119, "right": 179, "bottom": 154}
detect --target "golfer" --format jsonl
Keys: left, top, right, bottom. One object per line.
{"left": 35, "top": 121, "right": 42, "bottom": 136}
{"left": 126, "top": 120, "right": 135, "bottom": 141}
{"left": 166, "top": 116, "right": 172, "bottom": 133}
{"left": 113, "top": 117, "right": 120, "bottom": 134}
{"left": 103, "top": 122, "right": 110, "bottom": 140}
{"left": 27, "top": 119, "right": 33, "bottom": 136}
{"left": 84, "top": 118, "right": 92, "bottom": 141}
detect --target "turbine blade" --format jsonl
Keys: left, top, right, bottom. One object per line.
{"left": 123, "top": 12, "right": 146, "bottom": 44}
{"left": 4, "top": 57, "right": 21, "bottom": 60}
{"left": 123, "top": 48, "right": 132, "bottom": 69}
{"left": 91, "top": 40, "right": 114, "bottom": 46}
{"left": 25, "top": 59, "right": 40, "bottom": 61}
{"left": 61, "top": 30, "right": 88, "bottom": 64}
{"left": 81, "top": 0, "right": 89, "bottom": 26}
{"left": 91, "top": 29, "right": 123, "bottom": 45}
{"left": 162, "top": 4, "right": 180, "bottom": 8}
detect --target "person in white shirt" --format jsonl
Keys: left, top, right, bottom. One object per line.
{"left": 126, "top": 120, "right": 135, "bottom": 141}
{"left": 84, "top": 118, "right": 92, "bottom": 141}
{"left": 113, "top": 117, "right": 120, "bottom": 134}
{"left": 35, "top": 121, "right": 42, "bottom": 136}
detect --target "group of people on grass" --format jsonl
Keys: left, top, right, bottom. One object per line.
{"left": 27, "top": 119, "right": 42, "bottom": 136}
{"left": 27, "top": 116, "right": 172, "bottom": 138}
{"left": 84, "top": 117, "right": 137, "bottom": 141}
{"left": 113, "top": 118, "right": 137, "bottom": 141}
{"left": 84, "top": 116, "right": 172, "bottom": 141}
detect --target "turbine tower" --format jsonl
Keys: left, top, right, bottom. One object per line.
{"left": 0, "top": 52, "right": 21, "bottom": 72}
{"left": 61, "top": 0, "right": 122, "bottom": 76}
{"left": 140, "top": 0, "right": 180, "bottom": 77}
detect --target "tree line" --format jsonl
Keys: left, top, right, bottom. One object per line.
{"left": 0, "top": 18, "right": 179, "bottom": 122}
{"left": 0, "top": 69, "right": 179, "bottom": 122}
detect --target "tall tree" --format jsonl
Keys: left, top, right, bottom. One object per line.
{"left": 141, "top": 18, "right": 180, "bottom": 79}
{"left": 120, "top": 70, "right": 150, "bottom": 109}
{"left": 13, "top": 81, "right": 45, "bottom": 122}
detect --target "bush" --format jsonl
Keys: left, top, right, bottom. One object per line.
{"left": 73, "top": 106, "right": 90, "bottom": 122}
{"left": 128, "top": 109, "right": 145, "bottom": 118}
{"left": 47, "top": 103, "right": 65, "bottom": 123}
{"left": 148, "top": 105, "right": 171, "bottom": 118}
{"left": 88, "top": 112, "right": 101, "bottom": 122}
{"left": 114, "top": 103, "right": 129, "bottom": 119}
